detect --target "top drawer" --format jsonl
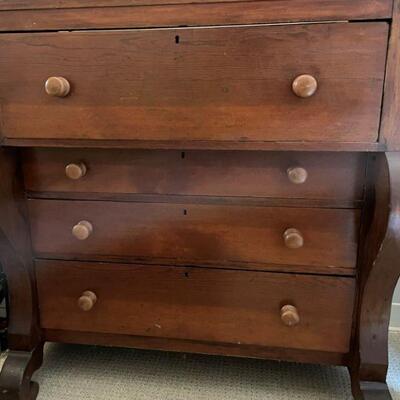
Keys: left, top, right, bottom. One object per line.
{"left": 0, "top": 1, "right": 392, "bottom": 33}
{"left": 0, "top": 22, "right": 388, "bottom": 144}
{"left": 0, "top": 0, "right": 391, "bottom": 11}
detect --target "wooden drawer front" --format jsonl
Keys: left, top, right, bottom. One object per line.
{"left": 36, "top": 260, "right": 355, "bottom": 353}
{"left": 0, "top": 0, "right": 391, "bottom": 12}
{"left": 0, "top": 23, "right": 387, "bottom": 143}
{"left": 28, "top": 200, "right": 359, "bottom": 271}
{"left": 23, "top": 149, "right": 366, "bottom": 202}
{"left": 0, "top": 2, "right": 392, "bottom": 34}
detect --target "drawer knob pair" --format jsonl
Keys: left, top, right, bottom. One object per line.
{"left": 71, "top": 222, "right": 303, "bottom": 247}
{"left": 65, "top": 163, "right": 307, "bottom": 184}
{"left": 77, "top": 294, "right": 299, "bottom": 325}
{"left": 45, "top": 75, "right": 317, "bottom": 99}
{"left": 72, "top": 220, "right": 93, "bottom": 240}
{"left": 292, "top": 74, "right": 318, "bottom": 98}
{"left": 280, "top": 305, "right": 300, "bottom": 327}
{"left": 78, "top": 290, "right": 97, "bottom": 311}
{"left": 45, "top": 76, "right": 71, "bottom": 97}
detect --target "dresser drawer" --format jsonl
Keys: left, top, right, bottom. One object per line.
{"left": 23, "top": 149, "right": 366, "bottom": 202}
{"left": 28, "top": 199, "right": 360, "bottom": 271}
{"left": 36, "top": 260, "right": 355, "bottom": 353}
{"left": 0, "top": 22, "right": 387, "bottom": 143}
{"left": 0, "top": 0, "right": 391, "bottom": 11}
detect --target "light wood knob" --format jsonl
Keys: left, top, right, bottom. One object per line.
{"left": 78, "top": 290, "right": 97, "bottom": 311}
{"left": 287, "top": 167, "right": 308, "bottom": 184}
{"left": 292, "top": 74, "right": 318, "bottom": 98}
{"left": 283, "top": 228, "right": 304, "bottom": 249}
{"left": 45, "top": 76, "right": 71, "bottom": 97}
{"left": 72, "top": 220, "right": 93, "bottom": 240}
{"left": 281, "top": 305, "right": 300, "bottom": 327}
{"left": 65, "top": 163, "right": 87, "bottom": 180}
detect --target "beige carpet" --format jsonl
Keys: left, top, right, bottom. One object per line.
{"left": 33, "top": 333, "right": 400, "bottom": 400}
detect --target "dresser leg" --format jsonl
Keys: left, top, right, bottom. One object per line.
{"left": 0, "top": 345, "right": 43, "bottom": 400}
{"left": 350, "top": 373, "right": 393, "bottom": 400}
{"left": 349, "top": 153, "right": 400, "bottom": 400}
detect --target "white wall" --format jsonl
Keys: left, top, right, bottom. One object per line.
{"left": 391, "top": 282, "right": 400, "bottom": 330}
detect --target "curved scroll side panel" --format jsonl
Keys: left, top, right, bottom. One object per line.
{"left": 0, "top": 147, "right": 40, "bottom": 350}
{"left": 352, "top": 153, "right": 400, "bottom": 399}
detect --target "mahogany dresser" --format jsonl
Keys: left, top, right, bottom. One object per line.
{"left": 0, "top": 1, "right": 400, "bottom": 399}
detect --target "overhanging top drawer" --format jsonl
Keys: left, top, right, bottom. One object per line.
{"left": 0, "top": 0, "right": 392, "bottom": 12}
{"left": 0, "top": 1, "right": 393, "bottom": 32}
{"left": 0, "top": 22, "right": 388, "bottom": 145}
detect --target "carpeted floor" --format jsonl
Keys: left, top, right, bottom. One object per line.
{"left": 33, "top": 333, "right": 400, "bottom": 400}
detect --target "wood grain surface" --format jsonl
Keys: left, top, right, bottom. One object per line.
{"left": 0, "top": 1, "right": 392, "bottom": 32}
{"left": 0, "top": 149, "right": 40, "bottom": 351}
{"left": 380, "top": 0, "right": 400, "bottom": 150}
{"left": 22, "top": 149, "right": 367, "bottom": 202}
{"left": 0, "top": 23, "right": 388, "bottom": 144}
{"left": 28, "top": 199, "right": 360, "bottom": 271}
{"left": 35, "top": 259, "right": 356, "bottom": 353}
{"left": 0, "top": 0, "right": 392, "bottom": 12}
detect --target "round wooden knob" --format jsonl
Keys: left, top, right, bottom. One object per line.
{"left": 292, "top": 74, "right": 318, "bottom": 98}
{"left": 283, "top": 228, "right": 304, "bottom": 249}
{"left": 72, "top": 220, "right": 93, "bottom": 240}
{"left": 78, "top": 290, "right": 97, "bottom": 311}
{"left": 45, "top": 76, "right": 71, "bottom": 97}
{"left": 287, "top": 167, "right": 308, "bottom": 184}
{"left": 65, "top": 163, "right": 87, "bottom": 180}
{"left": 281, "top": 305, "right": 300, "bottom": 327}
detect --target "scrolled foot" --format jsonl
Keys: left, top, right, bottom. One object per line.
{"left": 0, "top": 345, "right": 43, "bottom": 400}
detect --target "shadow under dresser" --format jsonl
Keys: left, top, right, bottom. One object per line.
{"left": 0, "top": 1, "right": 400, "bottom": 399}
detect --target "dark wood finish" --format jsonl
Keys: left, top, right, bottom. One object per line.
{"left": 349, "top": 153, "right": 400, "bottom": 400}
{"left": 35, "top": 260, "right": 355, "bottom": 353}
{"left": 0, "top": 23, "right": 388, "bottom": 144}
{"left": 380, "top": 0, "right": 400, "bottom": 150}
{"left": 0, "top": 1, "right": 392, "bottom": 32}
{"left": 0, "top": 0, "right": 398, "bottom": 398}
{"left": 33, "top": 257, "right": 358, "bottom": 278}
{"left": 3, "top": 138, "right": 388, "bottom": 152}
{"left": 25, "top": 193, "right": 364, "bottom": 213}
{"left": 0, "top": 149, "right": 40, "bottom": 351}
{"left": 0, "top": 0, "right": 392, "bottom": 12}
{"left": 23, "top": 149, "right": 367, "bottom": 202}
{"left": 28, "top": 199, "right": 360, "bottom": 272}
{"left": 0, "top": 345, "right": 44, "bottom": 400}
{"left": 0, "top": 149, "right": 43, "bottom": 399}
{"left": 44, "top": 329, "right": 348, "bottom": 366}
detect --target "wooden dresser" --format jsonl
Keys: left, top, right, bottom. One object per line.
{"left": 0, "top": 1, "right": 400, "bottom": 399}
